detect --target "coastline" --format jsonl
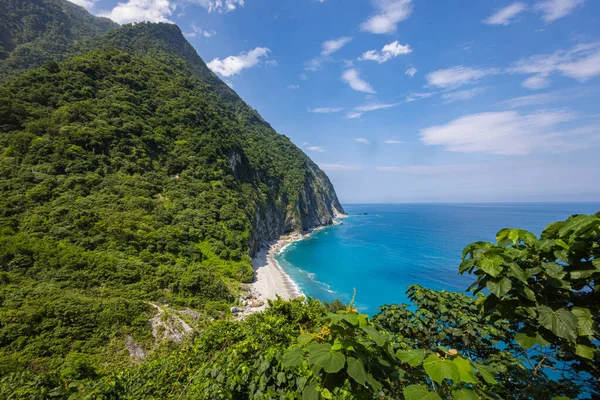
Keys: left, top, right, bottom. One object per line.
{"left": 241, "top": 216, "right": 346, "bottom": 316}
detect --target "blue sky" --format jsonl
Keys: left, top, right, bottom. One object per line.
{"left": 71, "top": 0, "right": 600, "bottom": 203}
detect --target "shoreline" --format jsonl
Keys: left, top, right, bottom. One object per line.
{"left": 240, "top": 216, "right": 346, "bottom": 316}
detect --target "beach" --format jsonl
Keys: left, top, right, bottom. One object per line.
{"left": 242, "top": 219, "right": 346, "bottom": 316}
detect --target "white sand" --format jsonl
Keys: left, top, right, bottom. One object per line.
{"left": 248, "top": 233, "right": 306, "bottom": 312}
{"left": 247, "top": 215, "right": 347, "bottom": 314}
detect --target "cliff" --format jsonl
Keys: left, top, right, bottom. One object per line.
{"left": 0, "top": 0, "right": 345, "bottom": 377}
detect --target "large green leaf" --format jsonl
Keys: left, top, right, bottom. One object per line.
{"left": 361, "top": 326, "right": 386, "bottom": 347}
{"left": 576, "top": 344, "right": 595, "bottom": 360}
{"left": 515, "top": 331, "right": 550, "bottom": 349}
{"left": 476, "top": 364, "right": 498, "bottom": 384}
{"left": 302, "top": 381, "right": 319, "bottom": 400}
{"left": 423, "top": 354, "right": 460, "bottom": 384}
{"left": 452, "top": 389, "right": 478, "bottom": 400}
{"left": 346, "top": 357, "right": 367, "bottom": 386}
{"left": 452, "top": 356, "right": 475, "bottom": 384}
{"left": 537, "top": 306, "right": 578, "bottom": 341}
{"left": 396, "top": 349, "right": 426, "bottom": 367}
{"left": 478, "top": 255, "right": 504, "bottom": 277}
{"left": 282, "top": 348, "right": 304, "bottom": 368}
{"left": 297, "top": 333, "right": 314, "bottom": 345}
{"left": 403, "top": 384, "right": 442, "bottom": 400}
{"left": 308, "top": 343, "right": 346, "bottom": 373}
{"left": 572, "top": 307, "right": 595, "bottom": 336}
{"left": 486, "top": 277, "right": 512, "bottom": 298}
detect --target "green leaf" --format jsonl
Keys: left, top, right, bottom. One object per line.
{"left": 396, "top": 349, "right": 426, "bottom": 367}
{"left": 479, "top": 255, "right": 504, "bottom": 278}
{"left": 515, "top": 331, "right": 550, "bottom": 349}
{"left": 486, "top": 277, "right": 512, "bottom": 298}
{"left": 572, "top": 307, "right": 595, "bottom": 336}
{"left": 496, "top": 228, "right": 511, "bottom": 244}
{"left": 507, "top": 263, "right": 528, "bottom": 283}
{"left": 423, "top": 354, "right": 460, "bottom": 384}
{"left": 544, "top": 262, "right": 566, "bottom": 279}
{"left": 282, "top": 348, "right": 304, "bottom": 368}
{"left": 297, "top": 333, "right": 313, "bottom": 345}
{"left": 342, "top": 312, "right": 359, "bottom": 326}
{"left": 320, "top": 388, "right": 333, "bottom": 399}
{"left": 576, "top": 344, "right": 594, "bottom": 360}
{"left": 452, "top": 389, "right": 478, "bottom": 400}
{"left": 346, "top": 357, "right": 367, "bottom": 386}
{"left": 365, "top": 372, "right": 383, "bottom": 392}
{"left": 537, "top": 306, "right": 578, "bottom": 341}
{"left": 452, "top": 356, "right": 476, "bottom": 384}
{"left": 302, "top": 381, "right": 319, "bottom": 400}
{"left": 403, "top": 384, "right": 442, "bottom": 400}
{"left": 361, "top": 326, "right": 386, "bottom": 347}
{"left": 308, "top": 343, "right": 346, "bottom": 373}
{"left": 476, "top": 364, "right": 497, "bottom": 384}
{"left": 330, "top": 339, "right": 342, "bottom": 351}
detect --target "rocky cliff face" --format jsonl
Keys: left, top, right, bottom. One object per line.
{"left": 228, "top": 149, "right": 345, "bottom": 255}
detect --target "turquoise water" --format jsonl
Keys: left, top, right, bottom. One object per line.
{"left": 276, "top": 203, "right": 600, "bottom": 315}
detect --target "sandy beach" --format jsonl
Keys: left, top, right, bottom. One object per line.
{"left": 243, "top": 216, "right": 347, "bottom": 315}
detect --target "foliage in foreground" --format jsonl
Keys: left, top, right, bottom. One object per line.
{"left": 1, "top": 213, "right": 598, "bottom": 399}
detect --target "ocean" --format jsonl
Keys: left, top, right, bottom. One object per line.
{"left": 276, "top": 203, "right": 600, "bottom": 315}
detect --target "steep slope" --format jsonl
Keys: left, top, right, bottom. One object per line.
{"left": 0, "top": 1, "right": 344, "bottom": 377}
{"left": 0, "top": 0, "right": 118, "bottom": 80}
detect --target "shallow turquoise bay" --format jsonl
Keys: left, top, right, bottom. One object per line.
{"left": 276, "top": 203, "right": 600, "bottom": 315}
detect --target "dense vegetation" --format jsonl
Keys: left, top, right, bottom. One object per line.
{"left": 0, "top": 0, "right": 343, "bottom": 385}
{"left": 0, "top": 0, "right": 597, "bottom": 398}
{"left": 1, "top": 213, "right": 598, "bottom": 399}
{"left": 0, "top": 0, "right": 117, "bottom": 80}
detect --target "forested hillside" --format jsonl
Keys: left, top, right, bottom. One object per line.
{"left": 0, "top": 1, "right": 598, "bottom": 399}
{"left": 0, "top": 0, "right": 343, "bottom": 389}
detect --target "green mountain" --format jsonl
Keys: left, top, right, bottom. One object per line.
{"left": 0, "top": 0, "right": 343, "bottom": 380}
{"left": 0, "top": 0, "right": 117, "bottom": 80}
{"left": 2, "top": 1, "right": 597, "bottom": 399}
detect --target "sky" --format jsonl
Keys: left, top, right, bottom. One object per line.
{"left": 70, "top": 0, "right": 600, "bottom": 203}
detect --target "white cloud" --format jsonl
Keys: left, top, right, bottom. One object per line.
{"left": 405, "top": 67, "right": 417, "bottom": 77}
{"left": 360, "top": 0, "right": 413, "bottom": 34}
{"left": 341, "top": 69, "right": 376, "bottom": 94}
{"left": 426, "top": 66, "right": 498, "bottom": 89}
{"left": 287, "top": 84, "right": 300, "bottom": 89}
{"left": 346, "top": 111, "right": 363, "bottom": 119}
{"left": 384, "top": 139, "right": 404, "bottom": 144}
{"left": 534, "top": 0, "right": 585, "bottom": 21}
{"left": 419, "top": 110, "right": 576, "bottom": 155}
{"left": 359, "top": 40, "right": 412, "bottom": 63}
{"left": 441, "top": 87, "right": 486, "bottom": 103}
{"left": 304, "top": 57, "right": 323, "bottom": 72}
{"left": 308, "top": 107, "right": 343, "bottom": 113}
{"left": 484, "top": 2, "right": 527, "bottom": 25}
{"left": 68, "top": 0, "right": 97, "bottom": 11}
{"left": 345, "top": 102, "right": 399, "bottom": 119}
{"left": 300, "top": 73, "right": 308, "bottom": 80}
{"left": 191, "top": 0, "right": 244, "bottom": 13}
{"left": 306, "top": 145, "right": 327, "bottom": 152}
{"left": 355, "top": 138, "right": 370, "bottom": 145}
{"left": 100, "top": 0, "right": 175, "bottom": 24}
{"left": 509, "top": 42, "right": 600, "bottom": 83}
{"left": 501, "top": 92, "right": 560, "bottom": 108}
{"left": 321, "top": 37, "right": 353, "bottom": 56}
{"left": 207, "top": 47, "right": 270, "bottom": 77}
{"left": 404, "top": 92, "right": 436, "bottom": 102}
{"left": 522, "top": 75, "right": 551, "bottom": 89}
{"left": 319, "top": 163, "right": 363, "bottom": 171}
{"left": 184, "top": 24, "right": 216, "bottom": 38}
{"left": 355, "top": 102, "right": 398, "bottom": 112}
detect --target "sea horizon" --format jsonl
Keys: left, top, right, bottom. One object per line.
{"left": 277, "top": 202, "right": 600, "bottom": 315}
